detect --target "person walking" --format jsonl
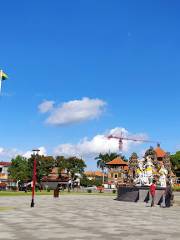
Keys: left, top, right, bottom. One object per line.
{"left": 150, "top": 180, "right": 156, "bottom": 207}
{"left": 54, "top": 184, "right": 60, "bottom": 198}
{"left": 165, "top": 181, "right": 173, "bottom": 207}
{"left": 68, "top": 179, "right": 72, "bottom": 192}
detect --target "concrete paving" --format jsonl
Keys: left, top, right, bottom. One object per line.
{"left": 0, "top": 194, "right": 180, "bottom": 240}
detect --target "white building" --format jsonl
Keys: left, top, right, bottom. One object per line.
{"left": 0, "top": 162, "right": 11, "bottom": 189}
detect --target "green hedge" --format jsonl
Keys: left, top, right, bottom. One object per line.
{"left": 87, "top": 189, "right": 92, "bottom": 193}
{"left": 173, "top": 186, "right": 180, "bottom": 192}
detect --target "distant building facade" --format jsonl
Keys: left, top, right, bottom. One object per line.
{"left": 84, "top": 171, "right": 107, "bottom": 181}
{"left": 42, "top": 167, "right": 69, "bottom": 190}
{"left": 0, "top": 162, "right": 11, "bottom": 189}
{"left": 106, "top": 157, "right": 129, "bottom": 187}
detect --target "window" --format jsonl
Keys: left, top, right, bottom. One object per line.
{"left": 114, "top": 174, "right": 118, "bottom": 178}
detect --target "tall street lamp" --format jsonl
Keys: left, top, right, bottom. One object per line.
{"left": 31, "top": 149, "right": 40, "bottom": 208}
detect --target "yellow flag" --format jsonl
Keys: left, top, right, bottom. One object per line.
{"left": 0, "top": 70, "right": 8, "bottom": 80}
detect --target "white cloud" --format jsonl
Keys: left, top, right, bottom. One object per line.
{"left": 54, "top": 127, "right": 148, "bottom": 158}
{"left": 38, "top": 100, "right": 54, "bottom": 113}
{"left": 38, "top": 146, "right": 47, "bottom": 156}
{"left": 0, "top": 147, "right": 4, "bottom": 154}
{"left": 0, "top": 147, "right": 21, "bottom": 159}
{"left": 39, "top": 97, "right": 106, "bottom": 126}
{"left": 0, "top": 146, "right": 47, "bottom": 161}
{"left": 23, "top": 146, "right": 47, "bottom": 158}
{"left": 22, "top": 151, "right": 32, "bottom": 159}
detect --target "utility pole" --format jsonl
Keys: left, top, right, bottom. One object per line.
{"left": 31, "top": 149, "right": 40, "bottom": 207}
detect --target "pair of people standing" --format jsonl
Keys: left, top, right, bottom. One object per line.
{"left": 149, "top": 180, "right": 173, "bottom": 207}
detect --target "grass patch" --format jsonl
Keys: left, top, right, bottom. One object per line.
{"left": 0, "top": 191, "right": 53, "bottom": 197}
{"left": 0, "top": 207, "right": 15, "bottom": 211}
{"left": 0, "top": 191, "right": 115, "bottom": 197}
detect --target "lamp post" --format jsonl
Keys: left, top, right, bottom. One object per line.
{"left": 31, "top": 149, "right": 40, "bottom": 208}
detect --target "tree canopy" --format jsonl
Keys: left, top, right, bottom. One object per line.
{"left": 170, "top": 151, "right": 180, "bottom": 176}
{"left": 95, "top": 152, "right": 119, "bottom": 171}
{"left": 63, "top": 156, "right": 86, "bottom": 179}
{"left": 27, "top": 155, "right": 55, "bottom": 183}
{"left": 55, "top": 156, "right": 87, "bottom": 179}
{"left": 8, "top": 155, "right": 29, "bottom": 183}
{"left": 8, "top": 154, "right": 86, "bottom": 184}
{"left": 55, "top": 156, "right": 66, "bottom": 177}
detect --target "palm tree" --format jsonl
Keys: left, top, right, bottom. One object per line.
{"left": 95, "top": 152, "right": 119, "bottom": 184}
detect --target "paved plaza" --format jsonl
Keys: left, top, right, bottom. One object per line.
{"left": 0, "top": 194, "right": 180, "bottom": 240}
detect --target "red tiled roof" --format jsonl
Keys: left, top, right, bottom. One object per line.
{"left": 0, "top": 162, "right": 11, "bottom": 167}
{"left": 106, "top": 157, "right": 128, "bottom": 166}
{"left": 154, "top": 146, "right": 166, "bottom": 158}
{"left": 85, "top": 171, "right": 107, "bottom": 177}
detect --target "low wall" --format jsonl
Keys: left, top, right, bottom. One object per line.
{"left": 117, "top": 186, "right": 165, "bottom": 204}
{"left": 42, "top": 181, "right": 68, "bottom": 190}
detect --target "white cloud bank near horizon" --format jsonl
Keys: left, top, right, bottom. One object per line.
{"left": 0, "top": 146, "right": 47, "bottom": 161}
{"left": 53, "top": 127, "right": 148, "bottom": 158}
{"left": 23, "top": 147, "right": 47, "bottom": 158}
{"left": 0, "top": 147, "right": 20, "bottom": 159}
{"left": 38, "top": 97, "right": 106, "bottom": 126}
{"left": 0, "top": 128, "right": 148, "bottom": 162}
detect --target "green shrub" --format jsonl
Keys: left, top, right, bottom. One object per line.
{"left": 112, "top": 189, "right": 116, "bottom": 194}
{"left": 80, "top": 175, "right": 92, "bottom": 187}
{"left": 87, "top": 189, "right": 92, "bottom": 193}
{"left": 97, "top": 186, "right": 104, "bottom": 193}
{"left": 173, "top": 186, "right": 180, "bottom": 192}
{"left": 47, "top": 187, "right": 51, "bottom": 192}
{"left": 93, "top": 179, "right": 103, "bottom": 187}
{"left": 80, "top": 175, "right": 104, "bottom": 187}
{"left": 11, "top": 186, "right": 18, "bottom": 191}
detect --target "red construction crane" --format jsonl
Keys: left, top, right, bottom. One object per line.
{"left": 107, "top": 134, "right": 158, "bottom": 151}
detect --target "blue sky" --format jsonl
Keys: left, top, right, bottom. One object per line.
{"left": 0, "top": 0, "right": 180, "bottom": 169}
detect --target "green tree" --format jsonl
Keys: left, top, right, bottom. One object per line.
{"left": 95, "top": 152, "right": 119, "bottom": 183}
{"left": 28, "top": 155, "right": 55, "bottom": 183}
{"left": 80, "top": 174, "right": 103, "bottom": 187}
{"left": 56, "top": 156, "right": 86, "bottom": 179}
{"left": 65, "top": 157, "right": 86, "bottom": 179}
{"left": 170, "top": 151, "right": 180, "bottom": 177}
{"left": 80, "top": 174, "right": 92, "bottom": 187}
{"left": 55, "top": 156, "right": 66, "bottom": 177}
{"left": 8, "top": 155, "right": 29, "bottom": 186}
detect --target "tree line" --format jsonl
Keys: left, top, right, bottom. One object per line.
{"left": 8, "top": 155, "right": 86, "bottom": 185}
{"left": 95, "top": 151, "right": 180, "bottom": 177}
{"left": 8, "top": 150, "right": 180, "bottom": 187}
